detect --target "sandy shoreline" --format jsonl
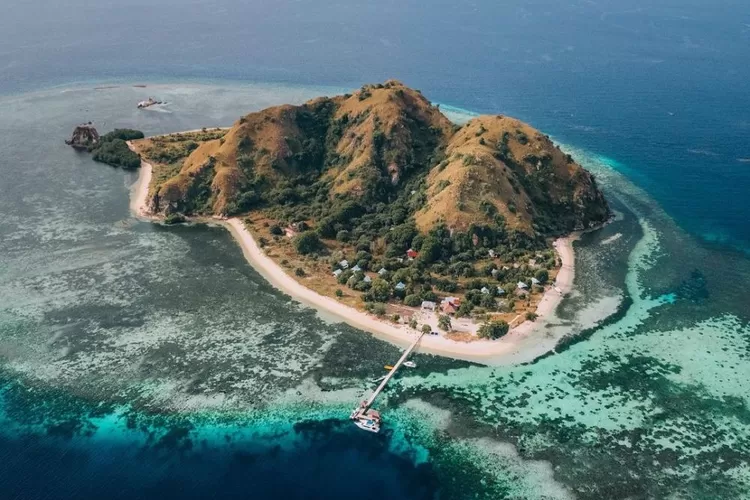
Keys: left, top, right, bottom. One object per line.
{"left": 128, "top": 152, "right": 577, "bottom": 365}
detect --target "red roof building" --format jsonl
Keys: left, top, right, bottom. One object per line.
{"left": 406, "top": 248, "right": 418, "bottom": 259}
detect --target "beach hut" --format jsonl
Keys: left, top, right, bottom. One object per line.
{"left": 517, "top": 281, "right": 528, "bottom": 290}
{"left": 481, "top": 286, "right": 490, "bottom": 295}
{"left": 363, "top": 275, "right": 372, "bottom": 283}
{"left": 531, "top": 277, "right": 540, "bottom": 286}
{"left": 421, "top": 301, "right": 437, "bottom": 311}
{"left": 339, "top": 259, "right": 349, "bottom": 269}
{"left": 395, "top": 282, "right": 407, "bottom": 291}
{"left": 333, "top": 269, "right": 343, "bottom": 278}
{"left": 497, "top": 287, "right": 505, "bottom": 295}
{"left": 488, "top": 249, "right": 496, "bottom": 258}
{"left": 378, "top": 267, "right": 388, "bottom": 276}
{"left": 352, "top": 264, "right": 362, "bottom": 273}
{"left": 491, "top": 268, "right": 499, "bottom": 277}
{"left": 440, "top": 301, "right": 456, "bottom": 314}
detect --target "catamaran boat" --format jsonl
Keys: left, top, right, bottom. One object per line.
{"left": 353, "top": 409, "right": 381, "bottom": 433}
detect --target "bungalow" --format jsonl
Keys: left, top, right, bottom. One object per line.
{"left": 480, "top": 286, "right": 490, "bottom": 295}
{"left": 441, "top": 301, "right": 457, "bottom": 315}
{"left": 363, "top": 275, "right": 372, "bottom": 283}
{"left": 517, "top": 281, "right": 528, "bottom": 290}
{"left": 496, "top": 287, "right": 505, "bottom": 295}
{"left": 395, "top": 282, "right": 407, "bottom": 291}
{"left": 406, "top": 248, "right": 418, "bottom": 259}
{"left": 440, "top": 296, "right": 461, "bottom": 314}
{"left": 421, "top": 300, "right": 437, "bottom": 312}
{"left": 352, "top": 264, "right": 362, "bottom": 273}
{"left": 488, "top": 249, "right": 496, "bottom": 258}
{"left": 491, "top": 268, "right": 499, "bottom": 277}
{"left": 378, "top": 267, "right": 388, "bottom": 276}
{"left": 531, "top": 277, "right": 540, "bottom": 286}
{"left": 333, "top": 269, "right": 343, "bottom": 278}
{"left": 339, "top": 259, "right": 349, "bottom": 269}
{"left": 529, "top": 258, "right": 538, "bottom": 268}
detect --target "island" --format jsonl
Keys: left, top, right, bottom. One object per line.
{"left": 129, "top": 81, "right": 609, "bottom": 362}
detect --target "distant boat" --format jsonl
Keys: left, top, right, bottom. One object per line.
{"left": 384, "top": 365, "right": 394, "bottom": 370}
{"left": 403, "top": 361, "right": 417, "bottom": 368}
{"left": 137, "top": 97, "right": 163, "bottom": 109}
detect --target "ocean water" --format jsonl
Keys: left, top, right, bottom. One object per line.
{"left": 1, "top": 1, "right": 749, "bottom": 499}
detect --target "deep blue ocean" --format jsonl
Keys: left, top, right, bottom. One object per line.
{"left": 1, "top": 1, "right": 749, "bottom": 499}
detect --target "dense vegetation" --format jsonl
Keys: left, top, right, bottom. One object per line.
{"left": 90, "top": 128, "right": 144, "bottom": 170}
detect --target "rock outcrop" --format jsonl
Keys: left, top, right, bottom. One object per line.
{"left": 65, "top": 123, "right": 100, "bottom": 150}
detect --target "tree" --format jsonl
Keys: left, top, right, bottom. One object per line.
{"left": 437, "top": 315, "right": 452, "bottom": 332}
{"left": 456, "top": 301, "right": 474, "bottom": 317}
{"left": 373, "top": 303, "right": 387, "bottom": 316}
{"left": 421, "top": 324, "right": 432, "bottom": 334}
{"left": 294, "top": 231, "right": 323, "bottom": 255}
{"left": 409, "top": 318, "right": 418, "bottom": 329}
{"left": 535, "top": 269, "right": 549, "bottom": 284}
{"left": 335, "top": 289, "right": 343, "bottom": 298}
{"left": 404, "top": 294, "right": 421, "bottom": 307}
{"left": 477, "top": 320, "right": 510, "bottom": 340}
{"left": 525, "top": 311, "right": 538, "bottom": 321}
{"left": 370, "top": 278, "right": 391, "bottom": 302}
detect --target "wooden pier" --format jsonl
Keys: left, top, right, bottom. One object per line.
{"left": 350, "top": 331, "right": 425, "bottom": 431}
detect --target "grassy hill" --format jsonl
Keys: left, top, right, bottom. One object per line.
{"left": 132, "top": 82, "right": 610, "bottom": 326}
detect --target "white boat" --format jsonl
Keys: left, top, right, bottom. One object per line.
{"left": 137, "top": 97, "right": 163, "bottom": 109}
{"left": 353, "top": 409, "right": 381, "bottom": 433}
{"left": 403, "top": 361, "right": 417, "bottom": 368}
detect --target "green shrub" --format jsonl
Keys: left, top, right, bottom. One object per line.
{"left": 373, "top": 303, "right": 387, "bottom": 316}
{"left": 404, "top": 294, "right": 421, "bottom": 307}
{"left": 335, "top": 289, "right": 343, "bottom": 298}
{"left": 294, "top": 231, "right": 323, "bottom": 255}
{"left": 525, "top": 311, "right": 538, "bottom": 321}
{"left": 294, "top": 267, "right": 306, "bottom": 277}
{"left": 477, "top": 320, "right": 510, "bottom": 340}
{"left": 437, "top": 315, "right": 452, "bottom": 332}
{"left": 534, "top": 269, "right": 549, "bottom": 284}
{"left": 164, "top": 213, "right": 186, "bottom": 225}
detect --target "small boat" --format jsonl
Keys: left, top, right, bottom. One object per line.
{"left": 371, "top": 375, "right": 387, "bottom": 384}
{"left": 384, "top": 365, "right": 394, "bottom": 370}
{"left": 137, "top": 97, "right": 163, "bottom": 109}
{"left": 353, "top": 409, "right": 381, "bottom": 433}
{"left": 403, "top": 361, "right": 417, "bottom": 368}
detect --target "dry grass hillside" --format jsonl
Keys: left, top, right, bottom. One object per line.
{"left": 138, "top": 81, "right": 608, "bottom": 239}
{"left": 416, "top": 115, "right": 608, "bottom": 235}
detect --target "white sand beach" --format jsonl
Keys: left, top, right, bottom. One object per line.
{"left": 129, "top": 158, "right": 578, "bottom": 365}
